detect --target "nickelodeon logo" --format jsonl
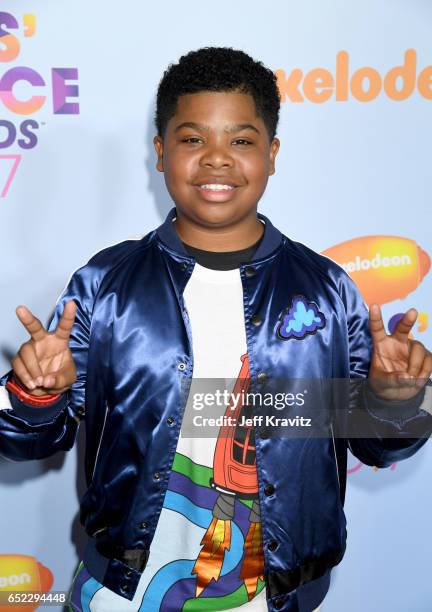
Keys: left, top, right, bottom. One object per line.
{"left": 276, "top": 49, "right": 432, "bottom": 103}
{"left": 0, "top": 555, "right": 53, "bottom": 612}
{"left": 341, "top": 252, "right": 412, "bottom": 273}
{"left": 321, "top": 236, "right": 431, "bottom": 306}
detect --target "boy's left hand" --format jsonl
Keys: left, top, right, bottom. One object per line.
{"left": 368, "top": 304, "right": 432, "bottom": 401}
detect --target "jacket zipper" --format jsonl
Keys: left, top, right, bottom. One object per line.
{"left": 92, "top": 401, "right": 109, "bottom": 480}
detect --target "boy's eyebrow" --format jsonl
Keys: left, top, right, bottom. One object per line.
{"left": 174, "top": 122, "right": 260, "bottom": 134}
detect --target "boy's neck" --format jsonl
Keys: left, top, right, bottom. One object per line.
{"left": 173, "top": 211, "right": 264, "bottom": 252}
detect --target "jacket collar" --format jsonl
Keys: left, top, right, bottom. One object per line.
{"left": 155, "top": 207, "right": 283, "bottom": 261}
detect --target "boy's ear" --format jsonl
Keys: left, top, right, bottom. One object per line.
{"left": 153, "top": 135, "right": 164, "bottom": 172}
{"left": 269, "top": 137, "right": 280, "bottom": 176}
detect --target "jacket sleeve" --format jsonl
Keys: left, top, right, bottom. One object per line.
{"left": 340, "top": 273, "right": 432, "bottom": 468}
{"left": 0, "top": 266, "right": 92, "bottom": 461}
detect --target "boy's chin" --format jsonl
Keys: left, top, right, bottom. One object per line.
{"left": 178, "top": 201, "right": 256, "bottom": 227}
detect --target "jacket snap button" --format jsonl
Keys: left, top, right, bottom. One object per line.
{"left": 244, "top": 266, "right": 257, "bottom": 277}
{"left": 178, "top": 362, "right": 186, "bottom": 371}
{"left": 153, "top": 472, "right": 161, "bottom": 481}
{"left": 166, "top": 416, "right": 175, "bottom": 426}
{"left": 125, "top": 569, "right": 132, "bottom": 577}
{"left": 257, "top": 372, "right": 268, "bottom": 384}
{"left": 274, "top": 598, "right": 284, "bottom": 609}
{"left": 264, "top": 484, "right": 275, "bottom": 496}
{"left": 268, "top": 539, "right": 278, "bottom": 551}
{"left": 122, "top": 584, "right": 129, "bottom": 592}
{"left": 139, "top": 521, "right": 148, "bottom": 529}
{"left": 180, "top": 262, "right": 188, "bottom": 270}
{"left": 251, "top": 314, "right": 262, "bottom": 326}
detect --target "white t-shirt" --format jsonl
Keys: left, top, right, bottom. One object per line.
{"left": 135, "top": 263, "right": 268, "bottom": 610}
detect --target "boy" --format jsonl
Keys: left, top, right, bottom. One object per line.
{"left": 1, "top": 47, "right": 432, "bottom": 612}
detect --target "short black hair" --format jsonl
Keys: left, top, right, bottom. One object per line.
{"left": 155, "top": 47, "right": 280, "bottom": 140}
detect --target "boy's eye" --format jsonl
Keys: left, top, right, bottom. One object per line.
{"left": 180, "top": 137, "right": 253, "bottom": 146}
{"left": 181, "top": 137, "right": 203, "bottom": 144}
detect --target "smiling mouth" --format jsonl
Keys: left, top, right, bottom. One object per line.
{"left": 197, "top": 183, "right": 236, "bottom": 191}
{"left": 194, "top": 184, "right": 239, "bottom": 202}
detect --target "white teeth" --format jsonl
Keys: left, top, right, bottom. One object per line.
{"left": 199, "top": 184, "right": 234, "bottom": 191}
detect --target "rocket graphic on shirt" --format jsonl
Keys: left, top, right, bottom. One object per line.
{"left": 192, "top": 354, "right": 264, "bottom": 601}
{"left": 138, "top": 353, "right": 266, "bottom": 611}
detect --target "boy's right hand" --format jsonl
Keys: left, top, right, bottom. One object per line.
{"left": 12, "top": 300, "right": 77, "bottom": 397}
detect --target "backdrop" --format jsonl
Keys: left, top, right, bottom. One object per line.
{"left": 0, "top": 1, "right": 431, "bottom": 610}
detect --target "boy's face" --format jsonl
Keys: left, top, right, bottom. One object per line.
{"left": 154, "top": 90, "right": 280, "bottom": 228}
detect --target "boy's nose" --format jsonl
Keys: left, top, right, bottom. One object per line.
{"left": 199, "top": 146, "right": 234, "bottom": 168}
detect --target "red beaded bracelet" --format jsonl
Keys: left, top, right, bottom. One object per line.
{"left": 6, "top": 377, "right": 61, "bottom": 407}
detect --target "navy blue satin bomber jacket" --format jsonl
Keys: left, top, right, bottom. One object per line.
{"left": 1, "top": 208, "right": 432, "bottom": 612}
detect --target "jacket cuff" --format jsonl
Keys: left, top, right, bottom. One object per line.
{"left": 5, "top": 386, "right": 68, "bottom": 425}
{"left": 364, "top": 380, "right": 426, "bottom": 421}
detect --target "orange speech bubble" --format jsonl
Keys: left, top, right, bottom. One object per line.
{"left": 321, "top": 236, "right": 431, "bottom": 306}
{"left": 0, "top": 555, "right": 53, "bottom": 611}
